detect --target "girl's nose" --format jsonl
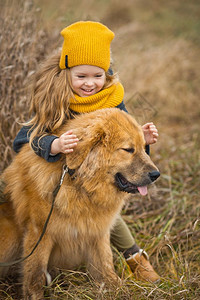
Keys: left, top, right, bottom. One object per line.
{"left": 84, "top": 79, "right": 94, "bottom": 87}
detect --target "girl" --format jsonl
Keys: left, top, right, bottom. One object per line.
{"left": 13, "top": 21, "right": 159, "bottom": 282}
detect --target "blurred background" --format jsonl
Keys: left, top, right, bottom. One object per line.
{"left": 0, "top": 0, "right": 200, "bottom": 299}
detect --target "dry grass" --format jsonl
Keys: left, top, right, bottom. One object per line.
{"left": 0, "top": 0, "right": 200, "bottom": 299}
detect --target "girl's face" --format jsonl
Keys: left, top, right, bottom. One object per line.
{"left": 70, "top": 65, "right": 106, "bottom": 97}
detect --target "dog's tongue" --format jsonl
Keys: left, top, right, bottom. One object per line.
{"left": 137, "top": 186, "right": 148, "bottom": 196}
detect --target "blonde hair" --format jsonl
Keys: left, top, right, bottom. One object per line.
{"left": 26, "top": 52, "right": 119, "bottom": 145}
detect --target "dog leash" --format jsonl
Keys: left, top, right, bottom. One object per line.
{"left": 0, "top": 164, "right": 74, "bottom": 267}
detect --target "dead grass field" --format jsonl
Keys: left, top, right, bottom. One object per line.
{"left": 0, "top": 0, "right": 200, "bottom": 299}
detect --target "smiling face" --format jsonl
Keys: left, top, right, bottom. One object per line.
{"left": 70, "top": 65, "right": 106, "bottom": 97}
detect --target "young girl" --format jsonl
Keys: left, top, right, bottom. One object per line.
{"left": 13, "top": 21, "right": 159, "bottom": 283}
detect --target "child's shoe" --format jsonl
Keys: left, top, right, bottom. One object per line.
{"left": 126, "top": 249, "right": 160, "bottom": 283}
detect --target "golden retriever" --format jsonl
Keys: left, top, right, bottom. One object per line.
{"left": 0, "top": 108, "right": 160, "bottom": 299}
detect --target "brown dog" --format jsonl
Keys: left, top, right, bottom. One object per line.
{"left": 0, "top": 108, "right": 160, "bottom": 299}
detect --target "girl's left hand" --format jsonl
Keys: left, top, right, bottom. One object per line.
{"left": 142, "top": 122, "right": 158, "bottom": 145}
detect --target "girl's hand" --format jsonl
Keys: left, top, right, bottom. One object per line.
{"left": 142, "top": 122, "right": 158, "bottom": 145}
{"left": 51, "top": 130, "right": 79, "bottom": 155}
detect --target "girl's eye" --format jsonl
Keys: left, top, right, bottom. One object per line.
{"left": 122, "top": 148, "right": 135, "bottom": 154}
{"left": 77, "top": 75, "right": 85, "bottom": 78}
{"left": 95, "top": 74, "right": 103, "bottom": 78}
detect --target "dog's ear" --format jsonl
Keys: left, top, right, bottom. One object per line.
{"left": 66, "top": 124, "right": 107, "bottom": 170}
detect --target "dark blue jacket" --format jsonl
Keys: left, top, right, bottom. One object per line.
{"left": 13, "top": 101, "right": 149, "bottom": 162}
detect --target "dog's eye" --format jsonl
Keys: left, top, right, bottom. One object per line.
{"left": 122, "top": 148, "right": 135, "bottom": 153}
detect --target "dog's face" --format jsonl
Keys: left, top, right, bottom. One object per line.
{"left": 104, "top": 117, "right": 160, "bottom": 195}
{"left": 63, "top": 109, "right": 160, "bottom": 195}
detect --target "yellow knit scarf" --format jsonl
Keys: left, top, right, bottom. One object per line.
{"left": 69, "top": 82, "right": 124, "bottom": 113}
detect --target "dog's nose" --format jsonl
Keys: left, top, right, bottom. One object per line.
{"left": 148, "top": 171, "right": 160, "bottom": 182}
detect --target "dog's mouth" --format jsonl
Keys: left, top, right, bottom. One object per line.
{"left": 114, "top": 173, "right": 148, "bottom": 196}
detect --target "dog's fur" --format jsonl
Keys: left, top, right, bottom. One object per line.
{"left": 0, "top": 108, "right": 159, "bottom": 299}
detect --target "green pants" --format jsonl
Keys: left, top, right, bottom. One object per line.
{"left": 110, "top": 215, "right": 135, "bottom": 251}
{"left": 0, "top": 178, "right": 135, "bottom": 251}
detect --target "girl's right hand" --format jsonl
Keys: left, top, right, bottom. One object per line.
{"left": 51, "top": 130, "right": 79, "bottom": 155}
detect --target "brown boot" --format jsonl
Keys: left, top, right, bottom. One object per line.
{"left": 126, "top": 249, "right": 160, "bottom": 283}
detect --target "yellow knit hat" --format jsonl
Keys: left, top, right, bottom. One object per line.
{"left": 59, "top": 21, "right": 115, "bottom": 71}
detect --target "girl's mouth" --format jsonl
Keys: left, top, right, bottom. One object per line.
{"left": 81, "top": 88, "right": 95, "bottom": 96}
